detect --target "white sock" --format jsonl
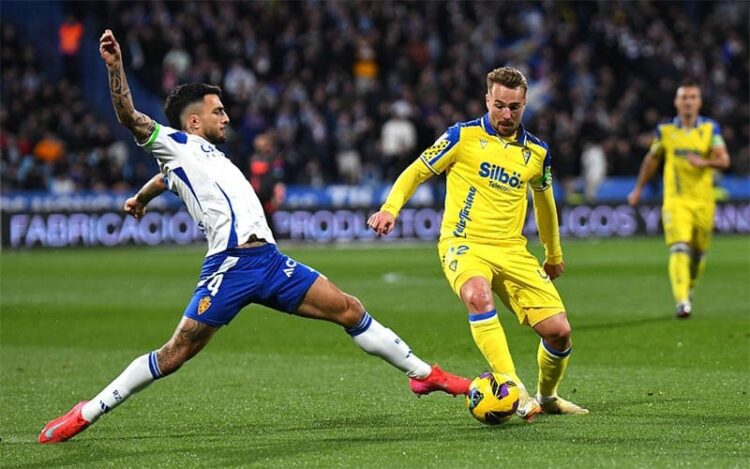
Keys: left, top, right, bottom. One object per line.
{"left": 81, "top": 351, "right": 163, "bottom": 423}
{"left": 346, "top": 312, "right": 432, "bottom": 378}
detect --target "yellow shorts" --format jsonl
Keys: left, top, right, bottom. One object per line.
{"left": 662, "top": 201, "right": 714, "bottom": 252}
{"left": 438, "top": 239, "right": 565, "bottom": 326}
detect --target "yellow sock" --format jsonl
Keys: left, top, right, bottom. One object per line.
{"left": 668, "top": 243, "right": 691, "bottom": 304}
{"left": 689, "top": 252, "right": 706, "bottom": 292}
{"left": 468, "top": 310, "right": 522, "bottom": 386}
{"left": 537, "top": 339, "right": 571, "bottom": 398}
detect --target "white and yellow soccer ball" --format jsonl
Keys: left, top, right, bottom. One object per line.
{"left": 465, "top": 372, "right": 520, "bottom": 425}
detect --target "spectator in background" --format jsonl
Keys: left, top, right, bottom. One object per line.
{"left": 58, "top": 15, "right": 83, "bottom": 83}
{"left": 381, "top": 101, "right": 417, "bottom": 180}
{"left": 353, "top": 35, "right": 378, "bottom": 94}
{"left": 1, "top": 20, "right": 137, "bottom": 194}
{"left": 249, "top": 132, "right": 285, "bottom": 226}
{"left": 224, "top": 59, "right": 256, "bottom": 102}
{"left": 3, "top": 2, "right": 748, "bottom": 196}
{"left": 162, "top": 31, "right": 192, "bottom": 93}
{"left": 334, "top": 111, "right": 363, "bottom": 184}
{"left": 579, "top": 116, "right": 607, "bottom": 202}
{"left": 580, "top": 140, "right": 607, "bottom": 202}
{"left": 33, "top": 132, "right": 64, "bottom": 164}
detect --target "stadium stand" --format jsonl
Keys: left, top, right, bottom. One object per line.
{"left": 1, "top": 21, "right": 133, "bottom": 193}
{"left": 2, "top": 1, "right": 748, "bottom": 201}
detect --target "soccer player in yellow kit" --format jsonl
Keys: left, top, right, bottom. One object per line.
{"left": 369, "top": 67, "right": 588, "bottom": 419}
{"left": 628, "top": 81, "right": 730, "bottom": 319}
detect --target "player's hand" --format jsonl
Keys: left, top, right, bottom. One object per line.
{"left": 687, "top": 153, "right": 708, "bottom": 168}
{"left": 543, "top": 261, "right": 565, "bottom": 280}
{"left": 99, "top": 29, "right": 122, "bottom": 68}
{"left": 367, "top": 210, "right": 396, "bottom": 237}
{"left": 626, "top": 188, "right": 641, "bottom": 207}
{"left": 124, "top": 196, "right": 147, "bottom": 219}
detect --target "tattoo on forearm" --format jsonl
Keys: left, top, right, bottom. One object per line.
{"left": 108, "top": 66, "right": 132, "bottom": 120}
{"left": 136, "top": 175, "right": 166, "bottom": 204}
{"left": 108, "top": 65, "right": 154, "bottom": 141}
{"left": 137, "top": 184, "right": 161, "bottom": 204}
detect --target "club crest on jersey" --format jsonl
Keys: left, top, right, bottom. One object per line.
{"left": 198, "top": 296, "right": 212, "bottom": 314}
{"left": 478, "top": 162, "right": 523, "bottom": 190}
{"left": 522, "top": 148, "right": 531, "bottom": 165}
{"left": 479, "top": 138, "right": 487, "bottom": 149}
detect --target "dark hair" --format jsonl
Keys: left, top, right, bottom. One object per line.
{"left": 164, "top": 83, "right": 223, "bottom": 129}
{"left": 677, "top": 79, "right": 701, "bottom": 90}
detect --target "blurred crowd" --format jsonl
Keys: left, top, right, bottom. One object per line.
{"left": 1, "top": 20, "right": 135, "bottom": 193}
{"left": 2, "top": 1, "right": 748, "bottom": 202}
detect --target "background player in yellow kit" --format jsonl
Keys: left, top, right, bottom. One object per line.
{"left": 369, "top": 67, "right": 588, "bottom": 420}
{"left": 628, "top": 81, "right": 730, "bottom": 319}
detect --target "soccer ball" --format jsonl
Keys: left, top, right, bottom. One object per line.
{"left": 465, "top": 372, "right": 520, "bottom": 425}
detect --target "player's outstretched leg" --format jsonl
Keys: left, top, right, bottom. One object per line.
{"left": 38, "top": 351, "right": 162, "bottom": 444}
{"left": 296, "top": 277, "right": 470, "bottom": 396}
{"left": 408, "top": 364, "right": 471, "bottom": 397}
{"left": 38, "top": 401, "right": 91, "bottom": 444}
{"left": 39, "top": 318, "right": 217, "bottom": 443}
{"left": 346, "top": 312, "right": 470, "bottom": 396}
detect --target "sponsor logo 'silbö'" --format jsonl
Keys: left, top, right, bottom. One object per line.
{"left": 478, "top": 162, "right": 523, "bottom": 190}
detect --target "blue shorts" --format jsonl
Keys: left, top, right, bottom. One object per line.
{"left": 183, "top": 243, "right": 320, "bottom": 327}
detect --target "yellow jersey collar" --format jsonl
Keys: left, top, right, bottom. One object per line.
{"left": 673, "top": 115, "right": 706, "bottom": 129}
{"left": 481, "top": 113, "right": 528, "bottom": 145}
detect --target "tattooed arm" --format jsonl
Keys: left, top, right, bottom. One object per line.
{"left": 123, "top": 173, "right": 167, "bottom": 219}
{"left": 99, "top": 29, "right": 155, "bottom": 144}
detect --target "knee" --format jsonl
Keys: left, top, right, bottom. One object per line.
{"left": 461, "top": 287, "right": 494, "bottom": 313}
{"left": 461, "top": 280, "right": 495, "bottom": 313}
{"left": 543, "top": 322, "right": 572, "bottom": 350}
{"left": 339, "top": 294, "right": 365, "bottom": 328}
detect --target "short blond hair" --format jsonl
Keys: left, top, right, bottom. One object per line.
{"left": 486, "top": 67, "right": 528, "bottom": 94}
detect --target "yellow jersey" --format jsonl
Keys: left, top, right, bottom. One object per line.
{"left": 418, "top": 114, "right": 552, "bottom": 245}
{"left": 653, "top": 116, "right": 725, "bottom": 204}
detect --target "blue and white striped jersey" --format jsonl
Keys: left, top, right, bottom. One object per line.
{"left": 140, "top": 122, "right": 275, "bottom": 256}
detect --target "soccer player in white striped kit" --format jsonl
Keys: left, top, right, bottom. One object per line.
{"left": 39, "top": 30, "right": 470, "bottom": 444}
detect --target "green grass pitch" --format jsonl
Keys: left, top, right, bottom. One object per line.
{"left": 1, "top": 236, "right": 748, "bottom": 467}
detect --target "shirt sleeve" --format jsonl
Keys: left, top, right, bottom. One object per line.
{"left": 532, "top": 187, "right": 563, "bottom": 264}
{"left": 380, "top": 158, "right": 435, "bottom": 217}
{"left": 418, "top": 124, "right": 461, "bottom": 175}
{"left": 710, "top": 120, "right": 726, "bottom": 148}
{"left": 137, "top": 122, "right": 187, "bottom": 164}
{"left": 649, "top": 125, "right": 665, "bottom": 157}
{"left": 529, "top": 147, "right": 553, "bottom": 191}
